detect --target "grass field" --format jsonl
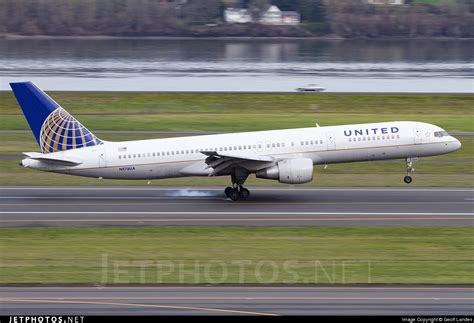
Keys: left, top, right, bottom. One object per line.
{"left": 1, "top": 227, "right": 472, "bottom": 284}
{"left": 1, "top": 92, "right": 473, "bottom": 132}
{"left": 0, "top": 92, "right": 472, "bottom": 186}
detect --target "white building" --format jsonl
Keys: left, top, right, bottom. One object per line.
{"left": 366, "top": 0, "right": 405, "bottom": 5}
{"left": 281, "top": 11, "right": 301, "bottom": 25}
{"left": 224, "top": 5, "right": 300, "bottom": 25}
{"left": 259, "top": 5, "right": 300, "bottom": 25}
{"left": 259, "top": 5, "right": 282, "bottom": 25}
{"left": 224, "top": 8, "right": 252, "bottom": 24}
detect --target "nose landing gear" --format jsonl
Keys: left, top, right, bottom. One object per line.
{"left": 404, "top": 157, "right": 417, "bottom": 184}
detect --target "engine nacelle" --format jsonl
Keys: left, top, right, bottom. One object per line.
{"left": 256, "top": 158, "right": 313, "bottom": 184}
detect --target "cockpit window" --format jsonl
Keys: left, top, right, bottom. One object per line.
{"left": 434, "top": 131, "right": 449, "bottom": 137}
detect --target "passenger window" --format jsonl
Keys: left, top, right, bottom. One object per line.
{"left": 349, "top": 138, "right": 351, "bottom": 142}
{"left": 320, "top": 140, "right": 323, "bottom": 144}
{"left": 118, "top": 155, "right": 122, "bottom": 159}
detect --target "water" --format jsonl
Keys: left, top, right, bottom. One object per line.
{"left": 0, "top": 38, "right": 472, "bottom": 92}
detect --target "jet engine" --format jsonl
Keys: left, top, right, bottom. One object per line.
{"left": 256, "top": 158, "right": 313, "bottom": 184}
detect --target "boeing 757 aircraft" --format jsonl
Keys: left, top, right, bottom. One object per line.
{"left": 11, "top": 82, "right": 461, "bottom": 201}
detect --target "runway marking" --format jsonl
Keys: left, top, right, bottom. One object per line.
{"left": 0, "top": 197, "right": 222, "bottom": 200}
{"left": 1, "top": 217, "right": 473, "bottom": 223}
{"left": 2, "top": 287, "right": 473, "bottom": 291}
{"left": 1, "top": 202, "right": 472, "bottom": 206}
{"left": 1, "top": 187, "right": 472, "bottom": 192}
{"left": 1, "top": 211, "right": 473, "bottom": 215}
{"left": 0, "top": 298, "right": 278, "bottom": 316}
{"left": 2, "top": 297, "right": 473, "bottom": 301}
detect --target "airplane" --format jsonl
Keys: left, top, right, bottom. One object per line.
{"left": 10, "top": 81, "right": 461, "bottom": 201}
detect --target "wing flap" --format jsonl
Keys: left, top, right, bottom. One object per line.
{"left": 200, "top": 150, "right": 273, "bottom": 176}
{"left": 201, "top": 151, "right": 273, "bottom": 162}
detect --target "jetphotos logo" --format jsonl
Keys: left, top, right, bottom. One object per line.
{"left": 343, "top": 127, "right": 399, "bottom": 137}
{"left": 8, "top": 317, "right": 84, "bottom": 323}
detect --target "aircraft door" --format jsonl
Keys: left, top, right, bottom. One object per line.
{"left": 413, "top": 128, "right": 422, "bottom": 145}
{"left": 96, "top": 147, "right": 107, "bottom": 168}
{"left": 326, "top": 132, "right": 336, "bottom": 150}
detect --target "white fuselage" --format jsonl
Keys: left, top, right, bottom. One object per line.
{"left": 22, "top": 121, "right": 461, "bottom": 180}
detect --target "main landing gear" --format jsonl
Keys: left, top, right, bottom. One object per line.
{"left": 224, "top": 169, "right": 250, "bottom": 201}
{"left": 403, "top": 157, "right": 417, "bottom": 184}
{"left": 225, "top": 185, "right": 250, "bottom": 201}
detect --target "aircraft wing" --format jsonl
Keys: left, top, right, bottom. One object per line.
{"left": 200, "top": 151, "right": 273, "bottom": 176}
{"left": 23, "top": 152, "right": 83, "bottom": 166}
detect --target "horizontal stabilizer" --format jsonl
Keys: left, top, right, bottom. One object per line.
{"left": 23, "top": 152, "right": 83, "bottom": 166}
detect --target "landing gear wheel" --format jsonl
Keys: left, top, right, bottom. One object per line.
{"left": 404, "top": 157, "right": 417, "bottom": 185}
{"left": 224, "top": 187, "right": 233, "bottom": 197}
{"left": 229, "top": 189, "right": 240, "bottom": 201}
{"left": 239, "top": 188, "right": 250, "bottom": 199}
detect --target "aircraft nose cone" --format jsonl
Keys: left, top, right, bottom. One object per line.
{"left": 454, "top": 138, "right": 462, "bottom": 150}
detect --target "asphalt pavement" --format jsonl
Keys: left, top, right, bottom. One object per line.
{"left": 1, "top": 286, "right": 473, "bottom": 316}
{"left": 0, "top": 186, "right": 472, "bottom": 227}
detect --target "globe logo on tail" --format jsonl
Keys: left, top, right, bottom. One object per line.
{"left": 39, "top": 108, "right": 102, "bottom": 153}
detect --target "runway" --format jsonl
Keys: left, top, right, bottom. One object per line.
{"left": 1, "top": 286, "right": 473, "bottom": 315}
{"left": 0, "top": 186, "right": 473, "bottom": 227}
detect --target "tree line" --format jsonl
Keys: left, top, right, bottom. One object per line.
{"left": 0, "top": 0, "right": 472, "bottom": 38}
